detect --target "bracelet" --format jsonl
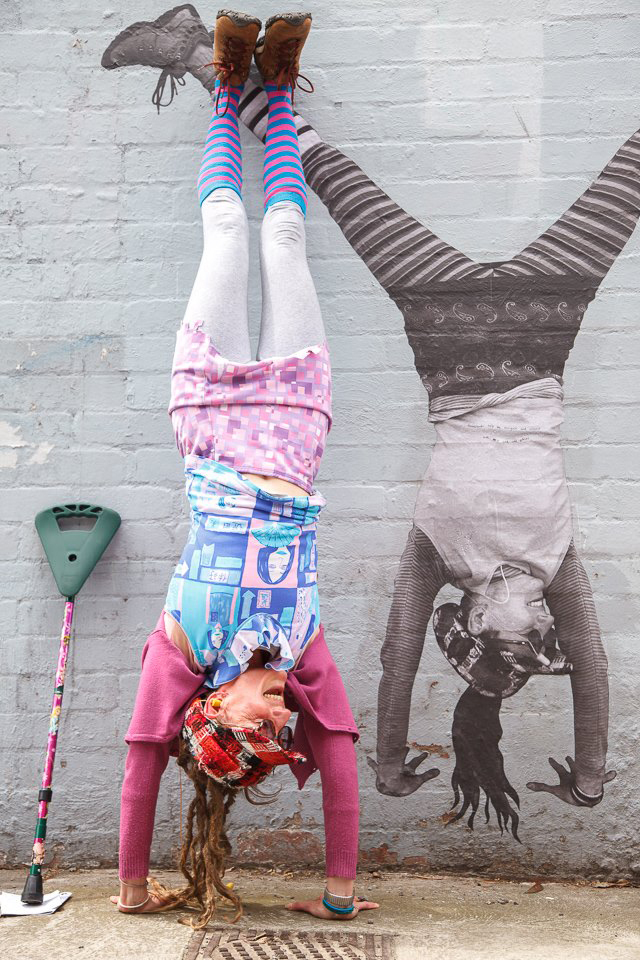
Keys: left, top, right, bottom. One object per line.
{"left": 117, "top": 895, "right": 150, "bottom": 911}
{"left": 571, "top": 783, "right": 604, "bottom": 807}
{"left": 323, "top": 886, "right": 355, "bottom": 914}
{"left": 323, "top": 899, "right": 355, "bottom": 915}
{"left": 119, "top": 878, "right": 148, "bottom": 888}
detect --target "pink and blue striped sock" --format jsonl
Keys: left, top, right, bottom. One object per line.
{"left": 197, "top": 81, "right": 243, "bottom": 205}
{"left": 263, "top": 83, "right": 307, "bottom": 216}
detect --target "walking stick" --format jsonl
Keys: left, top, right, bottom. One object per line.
{"left": 21, "top": 502, "right": 121, "bottom": 905}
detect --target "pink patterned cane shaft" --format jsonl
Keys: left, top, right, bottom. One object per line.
{"left": 30, "top": 600, "right": 74, "bottom": 865}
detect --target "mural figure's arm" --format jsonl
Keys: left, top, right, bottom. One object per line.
{"left": 527, "top": 542, "right": 616, "bottom": 806}
{"left": 366, "top": 525, "right": 450, "bottom": 796}
{"left": 515, "top": 135, "right": 640, "bottom": 801}
{"left": 239, "top": 79, "right": 477, "bottom": 299}
{"left": 506, "top": 128, "right": 640, "bottom": 283}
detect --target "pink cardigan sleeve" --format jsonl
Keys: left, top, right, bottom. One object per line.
{"left": 119, "top": 619, "right": 359, "bottom": 880}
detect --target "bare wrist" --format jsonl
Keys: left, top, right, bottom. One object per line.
{"left": 376, "top": 761, "right": 401, "bottom": 779}
{"left": 325, "top": 876, "right": 354, "bottom": 898}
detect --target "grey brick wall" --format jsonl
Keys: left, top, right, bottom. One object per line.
{"left": 1, "top": 0, "right": 639, "bottom": 880}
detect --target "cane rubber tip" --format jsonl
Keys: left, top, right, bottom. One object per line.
{"left": 21, "top": 872, "right": 44, "bottom": 905}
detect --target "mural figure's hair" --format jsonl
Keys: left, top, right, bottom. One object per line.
{"left": 448, "top": 687, "right": 521, "bottom": 842}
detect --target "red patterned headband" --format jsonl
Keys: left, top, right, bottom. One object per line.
{"left": 182, "top": 692, "right": 307, "bottom": 789}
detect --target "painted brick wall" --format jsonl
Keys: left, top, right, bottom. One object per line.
{"left": 1, "top": 0, "right": 639, "bottom": 880}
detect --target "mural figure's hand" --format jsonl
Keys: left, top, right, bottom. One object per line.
{"left": 368, "top": 749, "right": 440, "bottom": 797}
{"left": 526, "top": 756, "right": 616, "bottom": 807}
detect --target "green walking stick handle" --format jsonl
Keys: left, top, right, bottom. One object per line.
{"left": 35, "top": 502, "right": 121, "bottom": 599}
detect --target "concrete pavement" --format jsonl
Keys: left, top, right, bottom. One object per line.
{"left": 1, "top": 867, "right": 639, "bottom": 960}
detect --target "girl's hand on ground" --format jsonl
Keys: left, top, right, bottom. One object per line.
{"left": 287, "top": 896, "right": 379, "bottom": 920}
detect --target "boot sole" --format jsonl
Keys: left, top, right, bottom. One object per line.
{"left": 156, "top": 4, "right": 202, "bottom": 28}
{"left": 217, "top": 9, "right": 262, "bottom": 28}
{"left": 264, "top": 12, "right": 312, "bottom": 31}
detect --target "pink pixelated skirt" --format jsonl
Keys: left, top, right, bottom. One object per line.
{"left": 169, "top": 325, "right": 332, "bottom": 494}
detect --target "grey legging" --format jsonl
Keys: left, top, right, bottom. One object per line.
{"left": 183, "top": 189, "right": 325, "bottom": 361}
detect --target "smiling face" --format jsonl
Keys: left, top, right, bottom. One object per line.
{"left": 465, "top": 568, "right": 554, "bottom": 643}
{"left": 209, "top": 652, "right": 291, "bottom": 737}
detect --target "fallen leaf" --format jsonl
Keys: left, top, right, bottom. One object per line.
{"left": 410, "top": 741, "right": 450, "bottom": 759}
{"left": 526, "top": 880, "right": 544, "bottom": 894}
{"left": 439, "top": 810, "right": 458, "bottom": 825}
{"left": 592, "top": 879, "right": 631, "bottom": 888}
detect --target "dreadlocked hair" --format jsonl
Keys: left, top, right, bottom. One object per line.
{"left": 149, "top": 737, "right": 281, "bottom": 928}
{"left": 448, "top": 687, "right": 521, "bottom": 842}
{"left": 149, "top": 737, "right": 240, "bottom": 926}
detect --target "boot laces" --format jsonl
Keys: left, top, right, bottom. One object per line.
{"left": 208, "top": 36, "right": 248, "bottom": 116}
{"left": 151, "top": 67, "right": 186, "bottom": 113}
{"left": 273, "top": 37, "right": 314, "bottom": 102}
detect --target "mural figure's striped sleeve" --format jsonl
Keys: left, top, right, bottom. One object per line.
{"left": 376, "top": 526, "right": 450, "bottom": 773}
{"left": 545, "top": 542, "right": 609, "bottom": 789}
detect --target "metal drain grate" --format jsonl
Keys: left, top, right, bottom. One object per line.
{"left": 184, "top": 929, "right": 395, "bottom": 960}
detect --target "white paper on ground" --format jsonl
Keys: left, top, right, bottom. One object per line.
{"left": 0, "top": 890, "right": 72, "bottom": 916}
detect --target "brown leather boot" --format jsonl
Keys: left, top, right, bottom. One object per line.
{"left": 213, "top": 9, "right": 262, "bottom": 87}
{"left": 254, "top": 12, "right": 313, "bottom": 94}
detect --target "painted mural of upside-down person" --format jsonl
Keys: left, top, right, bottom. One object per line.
{"left": 240, "top": 81, "right": 637, "bottom": 837}
{"left": 103, "top": 5, "right": 637, "bottom": 836}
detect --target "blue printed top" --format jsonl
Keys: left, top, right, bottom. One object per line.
{"left": 165, "top": 458, "right": 325, "bottom": 689}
